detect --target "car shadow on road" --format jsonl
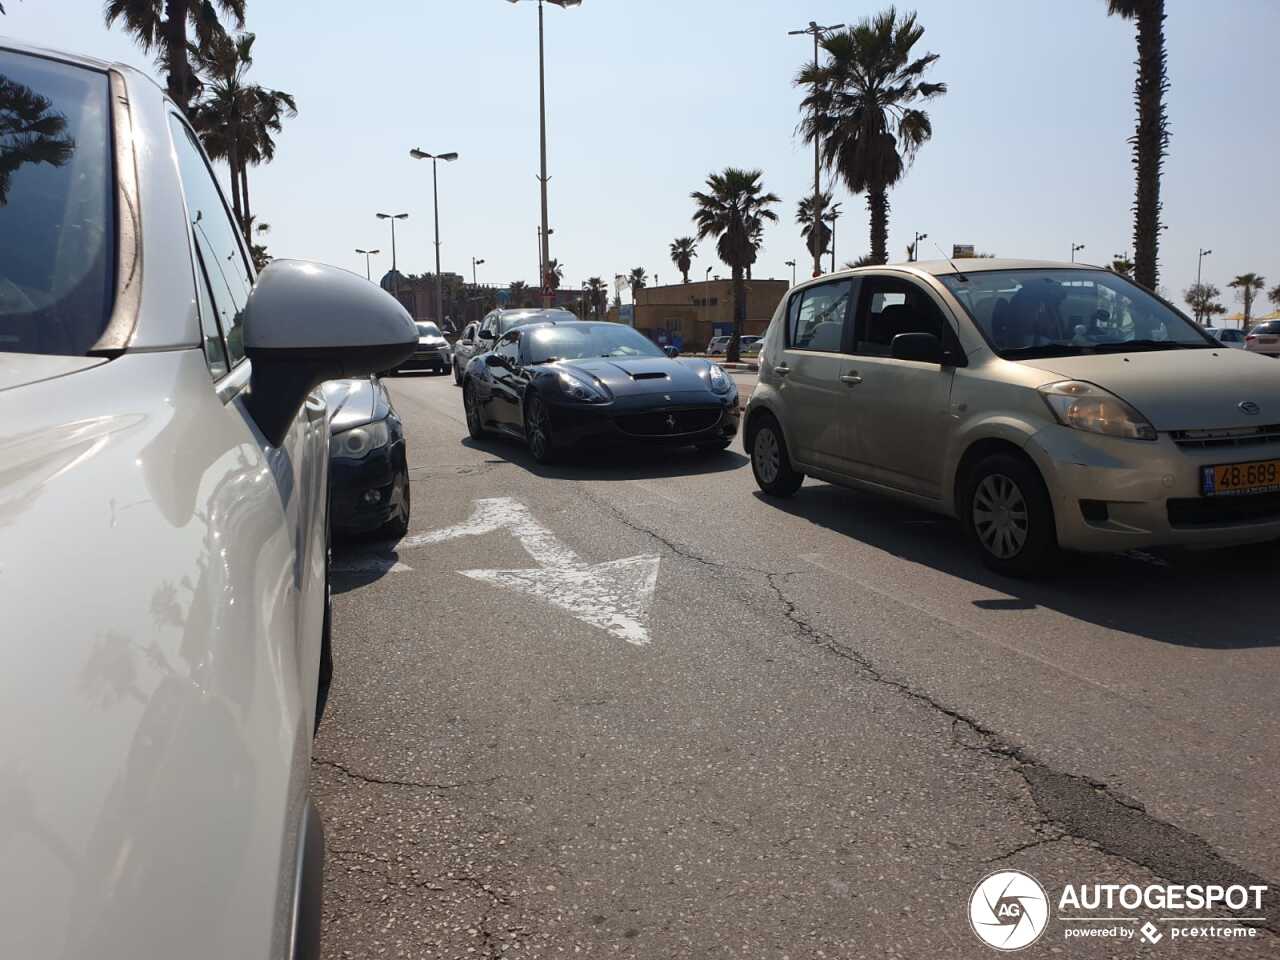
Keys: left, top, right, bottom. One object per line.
{"left": 330, "top": 536, "right": 406, "bottom": 595}
{"left": 460, "top": 435, "right": 750, "bottom": 481}
{"left": 758, "top": 483, "right": 1280, "bottom": 650}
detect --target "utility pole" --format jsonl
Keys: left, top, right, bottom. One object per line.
{"left": 789, "top": 19, "right": 843, "bottom": 279}
{"left": 1195, "top": 247, "right": 1213, "bottom": 324}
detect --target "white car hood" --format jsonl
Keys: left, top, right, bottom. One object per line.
{"left": 1019, "top": 348, "right": 1280, "bottom": 431}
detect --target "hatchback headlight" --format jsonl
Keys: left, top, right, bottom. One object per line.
{"left": 1038, "top": 380, "right": 1156, "bottom": 441}
{"left": 706, "top": 362, "right": 733, "bottom": 395}
{"left": 333, "top": 420, "right": 391, "bottom": 458}
{"left": 557, "top": 371, "right": 611, "bottom": 403}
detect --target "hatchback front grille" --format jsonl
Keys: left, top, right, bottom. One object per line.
{"left": 615, "top": 408, "right": 721, "bottom": 437}
{"left": 1170, "top": 424, "right": 1280, "bottom": 450}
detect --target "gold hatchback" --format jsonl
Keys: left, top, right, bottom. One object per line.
{"left": 745, "top": 259, "right": 1280, "bottom": 575}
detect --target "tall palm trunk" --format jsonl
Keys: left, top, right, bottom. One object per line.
{"left": 239, "top": 161, "right": 252, "bottom": 241}
{"left": 868, "top": 186, "right": 889, "bottom": 265}
{"left": 163, "top": 0, "right": 192, "bottom": 111}
{"left": 1130, "top": 0, "right": 1168, "bottom": 289}
{"left": 728, "top": 266, "right": 746, "bottom": 364}
{"left": 226, "top": 140, "right": 244, "bottom": 230}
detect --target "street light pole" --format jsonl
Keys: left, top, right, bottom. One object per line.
{"left": 790, "top": 19, "right": 843, "bottom": 279}
{"left": 355, "top": 248, "right": 380, "bottom": 281}
{"left": 912, "top": 231, "right": 928, "bottom": 263}
{"left": 409, "top": 149, "right": 459, "bottom": 326}
{"left": 472, "top": 257, "right": 485, "bottom": 287}
{"left": 1195, "top": 248, "right": 1213, "bottom": 324}
{"left": 1071, "top": 241, "right": 1086, "bottom": 263}
{"left": 508, "top": 0, "right": 581, "bottom": 307}
{"left": 376, "top": 212, "right": 409, "bottom": 299}
{"left": 785, "top": 259, "right": 796, "bottom": 286}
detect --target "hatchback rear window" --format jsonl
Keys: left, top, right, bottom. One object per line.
{"left": 1251, "top": 321, "right": 1280, "bottom": 335}
{"left": 0, "top": 51, "right": 115, "bottom": 356}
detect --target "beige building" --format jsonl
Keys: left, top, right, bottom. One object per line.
{"left": 612, "top": 278, "right": 789, "bottom": 351}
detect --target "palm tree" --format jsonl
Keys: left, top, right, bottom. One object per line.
{"left": 1110, "top": 256, "right": 1135, "bottom": 277}
{"left": 104, "top": 0, "right": 246, "bottom": 114}
{"left": 1228, "top": 273, "right": 1266, "bottom": 330}
{"left": 797, "top": 191, "right": 833, "bottom": 269}
{"left": 544, "top": 257, "right": 564, "bottom": 293}
{"left": 585, "top": 276, "right": 607, "bottom": 318}
{"left": 237, "top": 82, "right": 296, "bottom": 237}
{"left": 1184, "top": 283, "right": 1225, "bottom": 324}
{"left": 245, "top": 217, "right": 270, "bottom": 271}
{"left": 1106, "top": 0, "right": 1170, "bottom": 290}
{"left": 0, "top": 75, "right": 75, "bottom": 205}
{"left": 797, "top": 8, "right": 945, "bottom": 266}
{"left": 670, "top": 237, "right": 698, "bottom": 284}
{"left": 691, "top": 167, "right": 779, "bottom": 363}
{"left": 823, "top": 201, "right": 842, "bottom": 272}
{"left": 509, "top": 280, "right": 531, "bottom": 307}
{"left": 845, "top": 253, "right": 878, "bottom": 269}
{"left": 628, "top": 267, "right": 647, "bottom": 308}
{"left": 1269, "top": 284, "right": 1280, "bottom": 311}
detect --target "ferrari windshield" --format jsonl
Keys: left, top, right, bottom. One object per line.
{"left": 939, "top": 269, "right": 1214, "bottom": 359}
{"left": 525, "top": 323, "right": 666, "bottom": 363}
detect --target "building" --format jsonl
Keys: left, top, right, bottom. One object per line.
{"left": 617, "top": 278, "right": 789, "bottom": 351}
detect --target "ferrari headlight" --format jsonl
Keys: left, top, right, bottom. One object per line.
{"left": 333, "top": 420, "right": 391, "bottom": 458}
{"left": 557, "top": 371, "right": 611, "bottom": 403}
{"left": 1038, "top": 381, "right": 1156, "bottom": 441}
{"left": 706, "top": 362, "right": 733, "bottom": 395}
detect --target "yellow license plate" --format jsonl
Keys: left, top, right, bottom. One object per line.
{"left": 1201, "top": 458, "right": 1280, "bottom": 497}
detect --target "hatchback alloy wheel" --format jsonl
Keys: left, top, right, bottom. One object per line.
{"left": 749, "top": 415, "right": 804, "bottom": 497}
{"left": 754, "top": 426, "right": 780, "bottom": 485}
{"left": 971, "top": 473, "right": 1028, "bottom": 559}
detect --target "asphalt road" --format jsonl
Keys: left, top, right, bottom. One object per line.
{"left": 314, "top": 371, "right": 1280, "bottom": 958}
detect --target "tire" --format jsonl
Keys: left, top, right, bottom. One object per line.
{"left": 748, "top": 413, "right": 803, "bottom": 497}
{"left": 464, "top": 380, "right": 487, "bottom": 439}
{"left": 315, "top": 540, "right": 333, "bottom": 736}
{"left": 453, "top": 358, "right": 464, "bottom": 386}
{"left": 380, "top": 467, "right": 410, "bottom": 540}
{"left": 697, "top": 439, "right": 733, "bottom": 454}
{"left": 961, "top": 452, "right": 1059, "bottom": 577}
{"left": 524, "top": 392, "right": 556, "bottom": 463}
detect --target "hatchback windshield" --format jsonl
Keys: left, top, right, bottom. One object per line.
{"left": 416, "top": 322, "right": 442, "bottom": 338}
{"left": 525, "top": 323, "right": 665, "bottom": 363}
{"left": 939, "top": 269, "right": 1212, "bottom": 358}
{"left": 0, "top": 51, "right": 114, "bottom": 357}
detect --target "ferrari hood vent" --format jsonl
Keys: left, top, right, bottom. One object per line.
{"left": 631, "top": 371, "right": 669, "bottom": 380}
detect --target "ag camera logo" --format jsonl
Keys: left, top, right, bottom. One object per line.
{"left": 968, "top": 870, "right": 1050, "bottom": 951}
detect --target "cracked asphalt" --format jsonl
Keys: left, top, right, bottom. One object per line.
{"left": 314, "top": 373, "right": 1280, "bottom": 958}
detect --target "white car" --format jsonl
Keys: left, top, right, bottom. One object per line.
{"left": 746, "top": 259, "right": 1280, "bottom": 575}
{"left": 0, "top": 43, "right": 416, "bottom": 960}
{"left": 706, "top": 334, "right": 761, "bottom": 356}
{"left": 1204, "top": 326, "right": 1246, "bottom": 349}
{"left": 1245, "top": 320, "right": 1280, "bottom": 357}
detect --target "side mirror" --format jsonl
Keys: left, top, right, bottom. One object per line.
{"left": 890, "top": 332, "right": 947, "bottom": 364}
{"left": 484, "top": 353, "right": 507, "bottom": 368}
{"left": 479, "top": 328, "right": 496, "bottom": 341}
{"left": 243, "top": 260, "right": 417, "bottom": 446}
{"left": 663, "top": 345, "right": 680, "bottom": 358}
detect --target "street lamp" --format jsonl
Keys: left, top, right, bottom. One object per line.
{"left": 1195, "top": 248, "right": 1213, "bottom": 323}
{"left": 912, "top": 231, "right": 929, "bottom": 263}
{"left": 472, "top": 257, "right": 486, "bottom": 287}
{"left": 785, "top": 259, "right": 796, "bottom": 286}
{"left": 355, "top": 247, "right": 381, "bottom": 281}
{"left": 375, "top": 212, "right": 409, "bottom": 298}
{"left": 507, "top": 0, "right": 581, "bottom": 307}
{"left": 790, "top": 19, "right": 843, "bottom": 279}
{"left": 1070, "top": 241, "right": 1086, "bottom": 263}
{"left": 409, "top": 149, "right": 458, "bottom": 327}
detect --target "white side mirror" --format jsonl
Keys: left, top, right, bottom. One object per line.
{"left": 243, "top": 260, "right": 417, "bottom": 445}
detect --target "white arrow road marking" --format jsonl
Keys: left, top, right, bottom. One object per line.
{"left": 401, "top": 497, "right": 661, "bottom": 646}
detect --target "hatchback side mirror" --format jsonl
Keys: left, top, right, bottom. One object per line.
{"left": 484, "top": 353, "right": 508, "bottom": 368}
{"left": 663, "top": 345, "right": 680, "bottom": 358}
{"left": 890, "top": 332, "right": 947, "bottom": 364}
{"left": 479, "top": 328, "right": 496, "bottom": 341}
{"left": 243, "top": 260, "right": 417, "bottom": 446}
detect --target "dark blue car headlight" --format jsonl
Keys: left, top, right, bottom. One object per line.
{"left": 706, "top": 362, "right": 733, "bottom": 395}
{"left": 333, "top": 420, "right": 390, "bottom": 458}
{"left": 557, "top": 370, "right": 612, "bottom": 403}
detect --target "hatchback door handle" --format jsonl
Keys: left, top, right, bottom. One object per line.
{"left": 773, "top": 364, "right": 791, "bottom": 376}
{"left": 840, "top": 372, "right": 863, "bottom": 385}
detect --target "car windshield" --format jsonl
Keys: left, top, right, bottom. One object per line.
{"left": 0, "top": 51, "right": 115, "bottom": 357}
{"left": 525, "top": 323, "right": 666, "bottom": 364}
{"left": 416, "top": 322, "right": 442, "bottom": 338}
{"left": 939, "top": 269, "right": 1213, "bottom": 358}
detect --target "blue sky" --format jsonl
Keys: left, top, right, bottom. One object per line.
{"left": 7, "top": 0, "right": 1277, "bottom": 315}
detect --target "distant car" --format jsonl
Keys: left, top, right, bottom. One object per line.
{"left": 397, "top": 320, "right": 451, "bottom": 374}
{"left": 742, "top": 338, "right": 765, "bottom": 358}
{"left": 1245, "top": 320, "right": 1280, "bottom": 357}
{"left": 451, "top": 321, "right": 481, "bottom": 384}
{"left": 454, "top": 308, "right": 573, "bottom": 385}
{"left": 0, "top": 40, "right": 417, "bottom": 960}
{"left": 323, "top": 375, "right": 410, "bottom": 538}
{"left": 707, "top": 334, "right": 761, "bottom": 356}
{"left": 1204, "top": 327, "right": 1246, "bottom": 349}
{"left": 463, "top": 320, "right": 740, "bottom": 462}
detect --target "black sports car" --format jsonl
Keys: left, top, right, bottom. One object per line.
{"left": 323, "top": 375, "right": 411, "bottom": 538}
{"left": 461, "top": 320, "right": 739, "bottom": 462}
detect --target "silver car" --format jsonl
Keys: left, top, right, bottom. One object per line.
{"left": 746, "top": 259, "right": 1280, "bottom": 575}
{"left": 0, "top": 43, "right": 415, "bottom": 959}
{"left": 1204, "top": 326, "right": 1246, "bottom": 349}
